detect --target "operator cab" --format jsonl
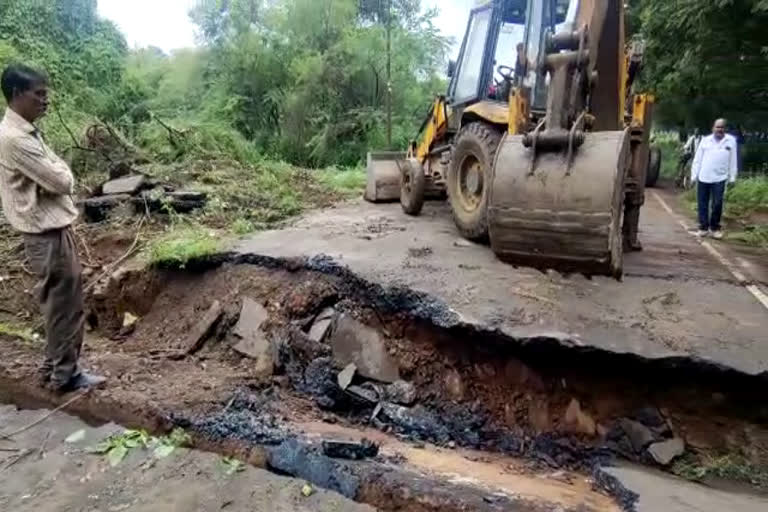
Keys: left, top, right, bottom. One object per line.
{"left": 447, "top": 0, "right": 575, "bottom": 110}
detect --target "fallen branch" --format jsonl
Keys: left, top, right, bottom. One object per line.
{"left": 84, "top": 215, "right": 146, "bottom": 293}
{"left": 37, "top": 430, "right": 51, "bottom": 459}
{"left": 53, "top": 107, "right": 111, "bottom": 161}
{"left": 0, "top": 448, "right": 34, "bottom": 472}
{"left": 0, "top": 391, "right": 88, "bottom": 441}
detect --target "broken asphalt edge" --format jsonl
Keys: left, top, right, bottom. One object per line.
{"left": 167, "top": 249, "right": 768, "bottom": 383}
{"left": 0, "top": 375, "right": 629, "bottom": 512}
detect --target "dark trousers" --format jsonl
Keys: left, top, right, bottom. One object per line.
{"left": 697, "top": 180, "right": 726, "bottom": 231}
{"left": 23, "top": 227, "right": 84, "bottom": 387}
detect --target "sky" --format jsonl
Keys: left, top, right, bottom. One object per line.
{"left": 97, "top": 0, "right": 475, "bottom": 56}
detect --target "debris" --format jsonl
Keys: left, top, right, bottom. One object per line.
{"left": 102, "top": 174, "right": 146, "bottom": 195}
{"left": 329, "top": 314, "right": 400, "bottom": 383}
{"left": 0, "top": 391, "right": 88, "bottom": 441}
{"left": 183, "top": 300, "right": 223, "bottom": 355}
{"left": 383, "top": 380, "right": 417, "bottom": 406}
{"left": 346, "top": 385, "right": 379, "bottom": 403}
{"left": 380, "top": 403, "right": 451, "bottom": 444}
{"left": 308, "top": 307, "right": 335, "bottom": 343}
{"left": 81, "top": 194, "right": 132, "bottom": 223}
{"left": 408, "top": 247, "right": 433, "bottom": 258}
{"left": 321, "top": 439, "right": 379, "bottom": 460}
{"left": 563, "top": 398, "right": 597, "bottom": 436}
{"left": 66, "top": 429, "right": 87, "bottom": 444}
{"left": 370, "top": 402, "right": 383, "bottom": 421}
{"left": 443, "top": 369, "right": 464, "bottom": 400}
{"left": 647, "top": 438, "right": 685, "bottom": 466}
{"left": 301, "top": 484, "right": 314, "bottom": 497}
{"left": 337, "top": 363, "right": 357, "bottom": 391}
{"left": 619, "top": 418, "right": 656, "bottom": 453}
{"left": 454, "top": 239, "right": 472, "bottom": 248}
{"left": 122, "top": 312, "right": 138, "bottom": 328}
{"left": 166, "top": 190, "right": 208, "bottom": 202}
{"left": 233, "top": 298, "right": 269, "bottom": 339}
{"left": 231, "top": 299, "right": 274, "bottom": 377}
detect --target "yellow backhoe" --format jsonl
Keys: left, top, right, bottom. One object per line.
{"left": 365, "top": 0, "right": 659, "bottom": 278}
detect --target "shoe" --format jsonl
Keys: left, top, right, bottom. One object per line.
{"left": 54, "top": 372, "right": 106, "bottom": 393}
{"left": 711, "top": 230, "right": 724, "bottom": 240}
{"left": 696, "top": 230, "right": 709, "bottom": 237}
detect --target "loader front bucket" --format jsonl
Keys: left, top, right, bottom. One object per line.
{"left": 364, "top": 151, "right": 406, "bottom": 203}
{"left": 488, "top": 130, "right": 630, "bottom": 278}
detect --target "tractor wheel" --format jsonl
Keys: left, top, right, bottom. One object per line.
{"left": 400, "top": 158, "right": 426, "bottom": 216}
{"left": 646, "top": 146, "right": 662, "bottom": 188}
{"left": 447, "top": 122, "right": 502, "bottom": 241}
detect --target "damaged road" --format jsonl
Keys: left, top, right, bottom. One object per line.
{"left": 237, "top": 188, "right": 768, "bottom": 376}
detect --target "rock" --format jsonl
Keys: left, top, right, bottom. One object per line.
{"left": 444, "top": 369, "right": 464, "bottom": 401}
{"left": 81, "top": 194, "right": 132, "bottom": 223}
{"left": 632, "top": 407, "right": 666, "bottom": 429}
{"left": 329, "top": 314, "right": 399, "bottom": 383}
{"left": 166, "top": 190, "right": 208, "bottom": 202}
{"left": 528, "top": 401, "right": 551, "bottom": 434}
{"left": 183, "top": 300, "right": 223, "bottom": 355}
{"left": 620, "top": 418, "right": 656, "bottom": 453}
{"left": 337, "top": 363, "right": 356, "bottom": 391}
{"left": 346, "top": 385, "right": 379, "bottom": 403}
{"left": 384, "top": 380, "right": 417, "bottom": 406}
{"left": 308, "top": 307, "right": 335, "bottom": 343}
{"left": 563, "top": 398, "right": 597, "bottom": 436}
{"left": 232, "top": 298, "right": 274, "bottom": 377}
{"left": 321, "top": 439, "right": 379, "bottom": 460}
{"left": 648, "top": 438, "right": 685, "bottom": 466}
{"left": 102, "top": 174, "right": 146, "bottom": 195}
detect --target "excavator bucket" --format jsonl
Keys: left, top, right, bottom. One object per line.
{"left": 364, "top": 151, "right": 405, "bottom": 203}
{"left": 488, "top": 130, "right": 630, "bottom": 278}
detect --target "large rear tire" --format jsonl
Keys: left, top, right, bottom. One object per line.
{"left": 447, "top": 122, "right": 502, "bottom": 241}
{"left": 400, "top": 159, "right": 425, "bottom": 216}
{"left": 646, "top": 146, "right": 661, "bottom": 188}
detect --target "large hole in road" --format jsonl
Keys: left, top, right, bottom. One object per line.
{"left": 2, "top": 254, "right": 767, "bottom": 511}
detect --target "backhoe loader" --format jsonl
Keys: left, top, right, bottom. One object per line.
{"left": 364, "top": 0, "right": 658, "bottom": 278}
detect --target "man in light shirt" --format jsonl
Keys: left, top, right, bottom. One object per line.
{"left": 0, "top": 64, "right": 105, "bottom": 393}
{"left": 691, "top": 118, "right": 739, "bottom": 239}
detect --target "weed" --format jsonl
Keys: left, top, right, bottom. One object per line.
{"left": 89, "top": 428, "right": 192, "bottom": 466}
{"left": 672, "top": 452, "right": 768, "bottom": 489}
{"left": 89, "top": 429, "right": 152, "bottom": 467}
{"left": 725, "top": 225, "right": 768, "bottom": 248}
{"left": 0, "top": 322, "right": 39, "bottom": 345}
{"left": 147, "top": 225, "right": 223, "bottom": 267}
{"left": 317, "top": 166, "right": 366, "bottom": 197}
{"left": 724, "top": 176, "right": 768, "bottom": 218}
{"left": 232, "top": 218, "right": 257, "bottom": 235}
{"left": 219, "top": 456, "right": 246, "bottom": 475}
{"left": 153, "top": 428, "right": 192, "bottom": 458}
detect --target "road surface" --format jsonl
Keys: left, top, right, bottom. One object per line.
{"left": 238, "top": 188, "right": 768, "bottom": 376}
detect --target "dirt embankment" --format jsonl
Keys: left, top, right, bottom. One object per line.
{"left": 2, "top": 249, "right": 768, "bottom": 510}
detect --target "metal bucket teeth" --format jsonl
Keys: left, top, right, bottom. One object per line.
{"left": 488, "top": 130, "right": 630, "bottom": 278}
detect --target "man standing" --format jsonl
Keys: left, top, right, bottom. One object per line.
{"left": 691, "top": 118, "right": 739, "bottom": 239}
{"left": 0, "top": 64, "right": 105, "bottom": 393}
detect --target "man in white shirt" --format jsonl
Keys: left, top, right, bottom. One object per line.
{"left": 691, "top": 118, "right": 738, "bottom": 239}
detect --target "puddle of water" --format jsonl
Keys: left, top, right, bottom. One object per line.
{"left": 296, "top": 420, "right": 621, "bottom": 511}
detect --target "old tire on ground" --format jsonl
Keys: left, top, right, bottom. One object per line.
{"left": 400, "top": 158, "right": 426, "bottom": 216}
{"left": 447, "top": 122, "right": 502, "bottom": 241}
{"left": 646, "top": 146, "right": 661, "bottom": 188}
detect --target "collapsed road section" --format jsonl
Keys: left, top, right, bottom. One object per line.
{"left": 1, "top": 244, "right": 768, "bottom": 511}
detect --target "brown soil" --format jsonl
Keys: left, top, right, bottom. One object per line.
{"left": 1, "top": 249, "right": 768, "bottom": 509}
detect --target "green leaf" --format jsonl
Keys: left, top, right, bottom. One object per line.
{"left": 88, "top": 441, "right": 114, "bottom": 454}
{"left": 65, "top": 429, "right": 86, "bottom": 443}
{"left": 107, "top": 444, "right": 129, "bottom": 467}
{"left": 154, "top": 443, "right": 176, "bottom": 459}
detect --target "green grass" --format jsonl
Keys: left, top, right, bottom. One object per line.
{"left": 652, "top": 131, "right": 682, "bottom": 179}
{"left": 672, "top": 452, "right": 768, "bottom": 489}
{"left": 147, "top": 225, "right": 224, "bottom": 267}
{"left": 0, "top": 322, "right": 38, "bottom": 344}
{"left": 317, "top": 166, "right": 366, "bottom": 197}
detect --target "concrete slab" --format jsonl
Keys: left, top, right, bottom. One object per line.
{"left": 237, "top": 191, "right": 768, "bottom": 376}
{"left": 602, "top": 462, "right": 768, "bottom": 512}
{"left": 0, "top": 405, "right": 372, "bottom": 512}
